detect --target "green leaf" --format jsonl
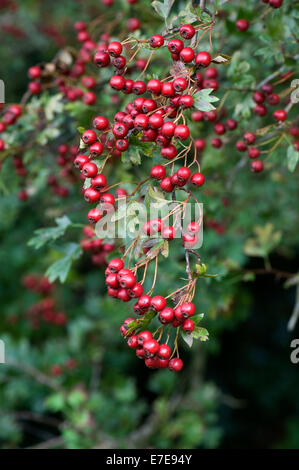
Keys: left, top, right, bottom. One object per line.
{"left": 181, "top": 331, "right": 193, "bottom": 348}
{"left": 45, "top": 243, "right": 82, "bottom": 283}
{"left": 193, "top": 88, "right": 219, "bottom": 112}
{"left": 45, "top": 393, "right": 65, "bottom": 412}
{"left": 287, "top": 145, "right": 299, "bottom": 172}
{"left": 28, "top": 216, "right": 72, "bottom": 249}
{"left": 151, "top": 0, "right": 175, "bottom": 19}
{"left": 193, "top": 327, "right": 209, "bottom": 341}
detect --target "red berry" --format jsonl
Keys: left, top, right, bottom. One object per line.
{"left": 128, "top": 283, "right": 143, "bottom": 298}
{"left": 195, "top": 138, "right": 206, "bottom": 151}
{"left": 94, "top": 51, "right": 110, "bottom": 67}
{"left": 88, "top": 208, "right": 102, "bottom": 223}
{"left": 248, "top": 147, "right": 261, "bottom": 159}
{"left": 168, "top": 38, "right": 184, "bottom": 54}
{"left": 91, "top": 173, "right": 107, "bottom": 189}
{"left": 195, "top": 51, "right": 211, "bottom": 67}
{"left": 214, "top": 123, "right": 226, "bottom": 135}
{"left": 90, "top": 141, "right": 103, "bottom": 157}
{"left": 161, "top": 144, "right": 177, "bottom": 160}
{"left": 173, "top": 77, "right": 187, "bottom": 92}
{"left": 243, "top": 132, "right": 256, "bottom": 145}
{"left": 187, "top": 221, "right": 200, "bottom": 233}
{"left": 160, "top": 177, "right": 174, "bottom": 192}
{"left": 162, "top": 226, "right": 176, "bottom": 241}
{"left": 82, "top": 162, "right": 98, "bottom": 178}
{"left": 74, "top": 154, "right": 89, "bottom": 169}
{"left": 236, "top": 19, "right": 250, "bottom": 32}
{"left": 250, "top": 160, "right": 264, "bottom": 172}
{"left": 168, "top": 358, "right": 183, "bottom": 372}
{"left": 179, "top": 95, "right": 193, "bottom": 108}
{"left": 149, "top": 34, "right": 164, "bottom": 48}
{"left": 100, "top": 193, "right": 115, "bottom": 207}
{"left": 191, "top": 172, "right": 205, "bottom": 187}
{"left": 161, "top": 82, "right": 175, "bottom": 97}
{"left": 110, "top": 75, "right": 125, "bottom": 90}
{"left": 179, "top": 24, "right": 195, "bottom": 39}
{"left": 236, "top": 141, "right": 247, "bottom": 152}
{"left": 84, "top": 187, "right": 101, "bottom": 203}
{"left": 192, "top": 111, "right": 204, "bottom": 122}
{"left": 267, "top": 93, "right": 280, "bottom": 106}
{"left": 174, "top": 124, "right": 190, "bottom": 140}
{"left": 28, "top": 66, "right": 41, "bottom": 79}
{"left": 226, "top": 118, "right": 238, "bottom": 130}
{"left": 138, "top": 295, "right": 152, "bottom": 311}
{"left": 273, "top": 109, "right": 287, "bottom": 121}
{"left": 143, "top": 339, "right": 159, "bottom": 357}
{"left": 211, "top": 137, "right": 222, "bottom": 148}
{"left": 205, "top": 67, "right": 218, "bottom": 79}
{"left": 108, "top": 258, "right": 124, "bottom": 272}
{"left": 159, "top": 307, "right": 175, "bottom": 324}
{"left": 182, "top": 318, "right": 195, "bottom": 333}
{"left": 177, "top": 166, "right": 191, "bottom": 182}
{"left": 93, "top": 115, "right": 109, "bottom": 130}
{"left": 127, "top": 18, "right": 140, "bottom": 32}
{"left": 269, "top": 0, "right": 283, "bottom": 7}
{"left": 147, "top": 79, "right": 161, "bottom": 95}
{"left": 180, "top": 47, "right": 195, "bottom": 63}
{"left": 151, "top": 296, "right": 166, "bottom": 312}
{"left": 148, "top": 113, "right": 164, "bottom": 129}
{"left": 82, "top": 130, "right": 97, "bottom": 145}
{"left": 112, "top": 122, "right": 128, "bottom": 138}
{"left": 254, "top": 104, "right": 267, "bottom": 116}
{"left": 253, "top": 91, "right": 266, "bottom": 104}
{"left": 128, "top": 335, "right": 138, "bottom": 349}
{"left": 150, "top": 164, "right": 166, "bottom": 180}
{"left": 133, "top": 81, "right": 146, "bottom": 95}
{"left": 158, "top": 344, "right": 171, "bottom": 359}
{"left": 137, "top": 330, "right": 152, "bottom": 346}
{"left": 107, "top": 41, "right": 122, "bottom": 57}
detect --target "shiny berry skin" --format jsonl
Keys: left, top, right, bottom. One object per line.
{"left": 205, "top": 67, "right": 218, "bottom": 79}
{"left": 273, "top": 109, "right": 287, "bottom": 121}
{"left": 150, "top": 164, "right": 166, "bottom": 180}
{"left": 191, "top": 172, "right": 205, "bottom": 187}
{"left": 182, "top": 318, "right": 195, "bottom": 333}
{"left": 90, "top": 141, "right": 103, "bottom": 157}
{"left": 114, "top": 111, "right": 127, "bottom": 122}
{"left": 137, "top": 330, "right": 152, "bottom": 346}
{"left": 195, "top": 138, "right": 206, "bottom": 151}
{"left": 142, "top": 99, "right": 157, "bottom": 113}
{"left": 93, "top": 115, "right": 109, "bottom": 130}
{"left": 138, "top": 294, "right": 152, "bottom": 311}
{"left": 108, "top": 258, "right": 124, "bottom": 272}
{"left": 136, "top": 348, "right": 146, "bottom": 359}
{"left": 100, "top": 193, "right": 115, "bottom": 206}
{"left": 167, "top": 38, "right": 184, "bottom": 54}
{"left": 74, "top": 154, "right": 89, "bottom": 169}
{"left": 160, "top": 176, "right": 174, "bottom": 192}
{"left": 161, "top": 144, "right": 177, "bottom": 160}
{"left": 161, "top": 82, "right": 175, "bottom": 97}
{"left": 158, "top": 344, "right": 171, "bottom": 360}
{"left": 83, "top": 92, "right": 96, "bottom": 105}
{"left": 226, "top": 118, "right": 238, "bottom": 130}
{"left": 236, "top": 141, "right": 247, "bottom": 152}
{"left": 250, "top": 160, "right": 264, "bottom": 172}
{"left": 243, "top": 132, "right": 256, "bottom": 145}
{"left": 28, "top": 66, "right": 41, "bottom": 79}
{"left": 174, "top": 124, "right": 190, "bottom": 140}
{"left": 149, "top": 34, "right": 164, "bottom": 48}
{"left": 195, "top": 51, "right": 211, "bottom": 67}
{"left": 134, "top": 114, "right": 149, "bottom": 130}
{"left": 128, "top": 335, "right": 138, "bottom": 349}
{"left": 147, "top": 79, "right": 161, "bottom": 95}
{"left": 122, "top": 78, "right": 134, "bottom": 94}
{"left": 177, "top": 166, "right": 191, "bottom": 182}
{"left": 110, "top": 75, "right": 125, "bottom": 90}
{"left": 180, "top": 47, "right": 195, "bottom": 63}
{"left": 173, "top": 77, "right": 187, "bottom": 92}
{"left": 143, "top": 339, "right": 159, "bottom": 357}
{"left": 82, "top": 130, "right": 97, "bottom": 145}
{"left": 151, "top": 296, "right": 166, "bottom": 312}
{"left": 84, "top": 187, "right": 101, "bottom": 203}
{"left": 112, "top": 122, "right": 128, "bottom": 138}
{"left": 115, "top": 138, "right": 129, "bottom": 152}
{"left": 180, "top": 24, "right": 195, "bottom": 39}
{"left": 106, "top": 273, "right": 119, "bottom": 288}
{"left": 148, "top": 113, "right": 164, "bottom": 129}
{"left": 236, "top": 19, "right": 250, "bottom": 32}
{"left": 128, "top": 283, "right": 143, "bottom": 298}
{"left": 161, "top": 121, "right": 176, "bottom": 138}
{"left": 118, "top": 289, "right": 132, "bottom": 303}
{"left": 214, "top": 123, "right": 226, "bottom": 135}
{"left": 143, "top": 218, "right": 163, "bottom": 235}
{"left": 187, "top": 221, "right": 200, "bottom": 233}
{"left": 179, "top": 95, "right": 193, "bottom": 108}
{"left": 94, "top": 51, "right": 110, "bottom": 67}
{"left": 253, "top": 91, "right": 266, "bottom": 104}
{"left": 162, "top": 226, "right": 176, "bottom": 241}
{"left": 119, "top": 272, "right": 136, "bottom": 289}
{"left": 168, "top": 358, "right": 183, "bottom": 372}
{"left": 91, "top": 173, "right": 107, "bottom": 190}
{"left": 180, "top": 302, "right": 196, "bottom": 318}
{"left": 132, "top": 81, "right": 146, "bottom": 95}
{"left": 159, "top": 307, "right": 175, "bottom": 324}
{"left": 248, "top": 147, "right": 260, "bottom": 159}
{"left": 145, "top": 357, "right": 159, "bottom": 369}
{"left": 82, "top": 162, "right": 98, "bottom": 178}
{"left": 88, "top": 208, "right": 102, "bottom": 223}
{"left": 107, "top": 41, "right": 122, "bottom": 57}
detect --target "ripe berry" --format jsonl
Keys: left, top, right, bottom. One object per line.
{"left": 138, "top": 294, "right": 152, "bottom": 311}
{"left": 179, "top": 95, "right": 193, "bottom": 108}
{"left": 226, "top": 118, "right": 238, "bottom": 130}
{"left": 118, "top": 289, "right": 132, "bottom": 302}
{"left": 161, "top": 121, "right": 176, "bottom": 138}
{"left": 108, "top": 258, "right": 124, "bottom": 272}
{"left": 91, "top": 173, "right": 107, "bottom": 189}
{"left": 162, "top": 226, "right": 176, "bottom": 241}
{"left": 119, "top": 272, "right": 136, "bottom": 289}
{"left": 127, "top": 18, "right": 140, "bottom": 32}
{"left": 191, "top": 172, "right": 205, "bottom": 187}
{"left": 84, "top": 188, "right": 101, "bottom": 203}
{"left": 128, "top": 335, "right": 138, "bottom": 349}
{"left": 106, "top": 273, "right": 119, "bottom": 288}
{"left": 273, "top": 109, "right": 287, "bottom": 121}
{"left": 168, "top": 358, "right": 183, "bottom": 372}
{"left": 149, "top": 34, "right": 164, "bottom": 48}
{"left": 122, "top": 78, "right": 134, "bottom": 94}
{"left": 132, "top": 81, "right": 146, "bottom": 95}
{"left": 267, "top": 93, "right": 280, "bottom": 106}
{"left": 192, "top": 111, "right": 204, "bottom": 122}
{"left": 182, "top": 318, "right": 195, "bottom": 333}
{"left": 253, "top": 91, "right": 266, "bottom": 104}
{"left": 100, "top": 193, "right": 115, "bottom": 207}
{"left": 142, "top": 99, "right": 157, "bottom": 113}
{"left": 158, "top": 344, "right": 171, "bottom": 360}
{"left": 179, "top": 24, "right": 195, "bottom": 39}
{"left": 147, "top": 79, "right": 161, "bottom": 95}
{"left": 254, "top": 104, "right": 267, "bottom": 116}
{"left": 214, "top": 123, "right": 226, "bottom": 135}
{"left": 93, "top": 115, "right": 109, "bottom": 130}
{"left": 236, "top": 19, "right": 250, "bottom": 32}
{"left": 128, "top": 283, "right": 143, "bottom": 298}
{"left": 74, "top": 154, "right": 89, "bottom": 169}
{"left": 88, "top": 208, "right": 102, "bottom": 223}
{"left": 180, "top": 47, "right": 195, "bottom": 63}
{"left": 181, "top": 302, "right": 196, "bottom": 318}
{"left": 150, "top": 164, "right": 166, "bottom": 180}
{"left": 143, "top": 339, "right": 159, "bottom": 357}
{"left": 137, "top": 330, "right": 152, "bottom": 346}
{"left": 168, "top": 38, "right": 184, "bottom": 54}
{"left": 112, "top": 122, "right": 128, "bottom": 138}
{"left": 248, "top": 147, "right": 261, "bottom": 159}
{"left": 135, "top": 114, "right": 149, "bottom": 130}
{"left": 161, "top": 82, "right": 175, "bottom": 97}
{"left": 94, "top": 51, "right": 110, "bottom": 67}
{"left": 269, "top": 0, "right": 283, "bottom": 7}
{"left": 145, "top": 357, "right": 159, "bottom": 369}
{"left": 177, "top": 166, "right": 191, "bottom": 182}
{"left": 151, "top": 296, "right": 166, "bottom": 312}
{"left": 195, "top": 138, "right": 206, "bottom": 151}
{"left": 83, "top": 92, "right": 96, "bottom": 105}
{"left": 82, "top": 130, "right": 97, "bottom": 145}
{"left": 205, "top": 67, "right": 218, "bottom": 79}
{"left": 90, "top": 141, "right": 103, "bottom": 157}
{"left": 115, "top": 138, "right": 129, "bottom": 151}
{"left": 136, "top": 348, "right": 146, "bottom": 359}
{"left": 149, "top": 113, "right": 164, "bottom": 129}
{"left": 107, "top": 41, "right": 122, "bottom": 57}
{"left": 250, "top": 160, "right": 264, "bottom": 172}
{"left": 29, "top": 81, "right": 42, "bottom": 94}
{"left": 161, "top": 144, "right": 177, "bottom": 160}
{"left": 174, "top": 124, "right": 190, "bottom": 140}
{"left": 187, "top": 221, "right": 200, "bottom": 233}
{"left": 236, "top": 141, "right": 247, "bottom": 152}
{"left": 243, "top": 132, "right": 256, "bottom": 145}
{"left": 159, "top": 307, "right": 174, "bottom": 324}
{"left": 211, "top": 137, "right": 223, "bottom": 148}
{"left": 173, "top": 77, "right": 187, "bottom": 92}
{"left": 160, "top": 177, "right": 174, "bottom": 192}
{"left": 195, "top": 51, "right": 211, "bottom": 67}
{"left": 110, "top": 75, "right": 125, "bottom": 90}
{"left": 82, "top": 162, "right": 98, "bottom": 178}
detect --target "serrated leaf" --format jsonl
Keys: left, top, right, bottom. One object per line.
{"left": 193, "top": 88, "right": 219, "bottom": 112}
{"left": 28, "top": 216, "right": 72, "bottom": 249}
{"left": 287, "top": 145, "right": 299, "bottom": 172}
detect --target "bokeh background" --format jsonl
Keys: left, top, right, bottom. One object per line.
{"left": 0, "top": 0, "right": 299, "bottom": 449}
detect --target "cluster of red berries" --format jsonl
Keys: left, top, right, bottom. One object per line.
{"left": 22, "top": 274, "right": 67, "bottom": 328}
{"left": 150, "top": 164, "right": 205, "bottom": 193}
{"left": 0, "top": 104, "right": 23, "bottom": 155}
{"left": 81, "top": 225, "right": 115, "bottom": 266}
{"left": 50, "top": 359, "right": 77, "bottom": 377}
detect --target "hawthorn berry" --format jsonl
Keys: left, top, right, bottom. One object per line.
{"left": 248, "top": 147, "right": 261, "bottom": 159}
{"left": 147, "top": 79, "right": 162, "bottom": 95}
{"left": 180, "top": 47, "right": 195, "bottom": 63}
{"left": 161, "top": 144, "right": 177, "bottom": 159}
{"left": 94, "top": 51, "right": 110, "bottom": 67}
{"left": 91, "top": 173, "right": 107, "bottom": 189}
{"left": 132, "top": 81, "right": 146, "bottom": 95}
{"left": 93, "top": 116, "right": 109, "bottom": 130}
{"left": 273, "top": 109, "right": 287, "bottom": 121}
{"left": 168, "top": 358, "right": 183, "bottom": 372}
{"left": 250, "top": 160, "right": 264, "bottom": 172}
{"left": 168, "top": 38, "right": 184, "bottom": 54}
{"left": 143, "top": 339, "right": 159, "bottom": 357}
{"left": 108, "top": 258, "right": 124, "bottom": 272}
{"left": 236, "top": 19, "right": 250, "bottom": 32}
{"left": 236, "top": 141, "right": 247, "bottom": 152}
{"left": 82, "top": 162, "right": 98, "bottom": 178}
{"left": 179, "top": 24, "right": 195, "bottom": 39}
{"left": 191, "top": 172, "right": 205, "bottom": 187}
{"left": 174, "top": 124, "right": 190, "bottom": 140}
{"left": 149, "top": 34, "right": 164, "bottom": 48}
{"left": 159, "top": 307, "right": 175, "bottom": 324}
{"left": 137, "top": 330, "right": 152, "bottom": 346}
{"left": 84, "top": 188, "right": 101, "bottom": 203}
{"left": 110, "top": 75, "right": 125, "bottom": 90}
{"left": 195, "top": 138, "right": 206, "bottom": 151}
{"left": 151, "top": 296, "right": 166, "bottom": 312}
{"left": 162, "top": 226, "right": 176, "bottom": 241}
{"left": 195, "top": 51, "right": 211, "bottom": 67}
{"left": 90, "top": 141, "right": 103, "bottom": 157}
{"left": 150, "top": 164, "right": 166, "bottom": 180}
{"left": 107, "top": 41, "right": 122, "bottom": 57}
{"left": 243, "top": 132, "right": 256, "bottom": 145}
{"left": 182, "top": 318, "right": 195, "bottom": 333}
{"left": 160, "top": 177, "right": 174, "bottom": 192}
{"left": 82, "top": 130, "right": 97, "bottom": 145}
{"left": 88, "top": 208, "right": 102, "bottom": 223}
